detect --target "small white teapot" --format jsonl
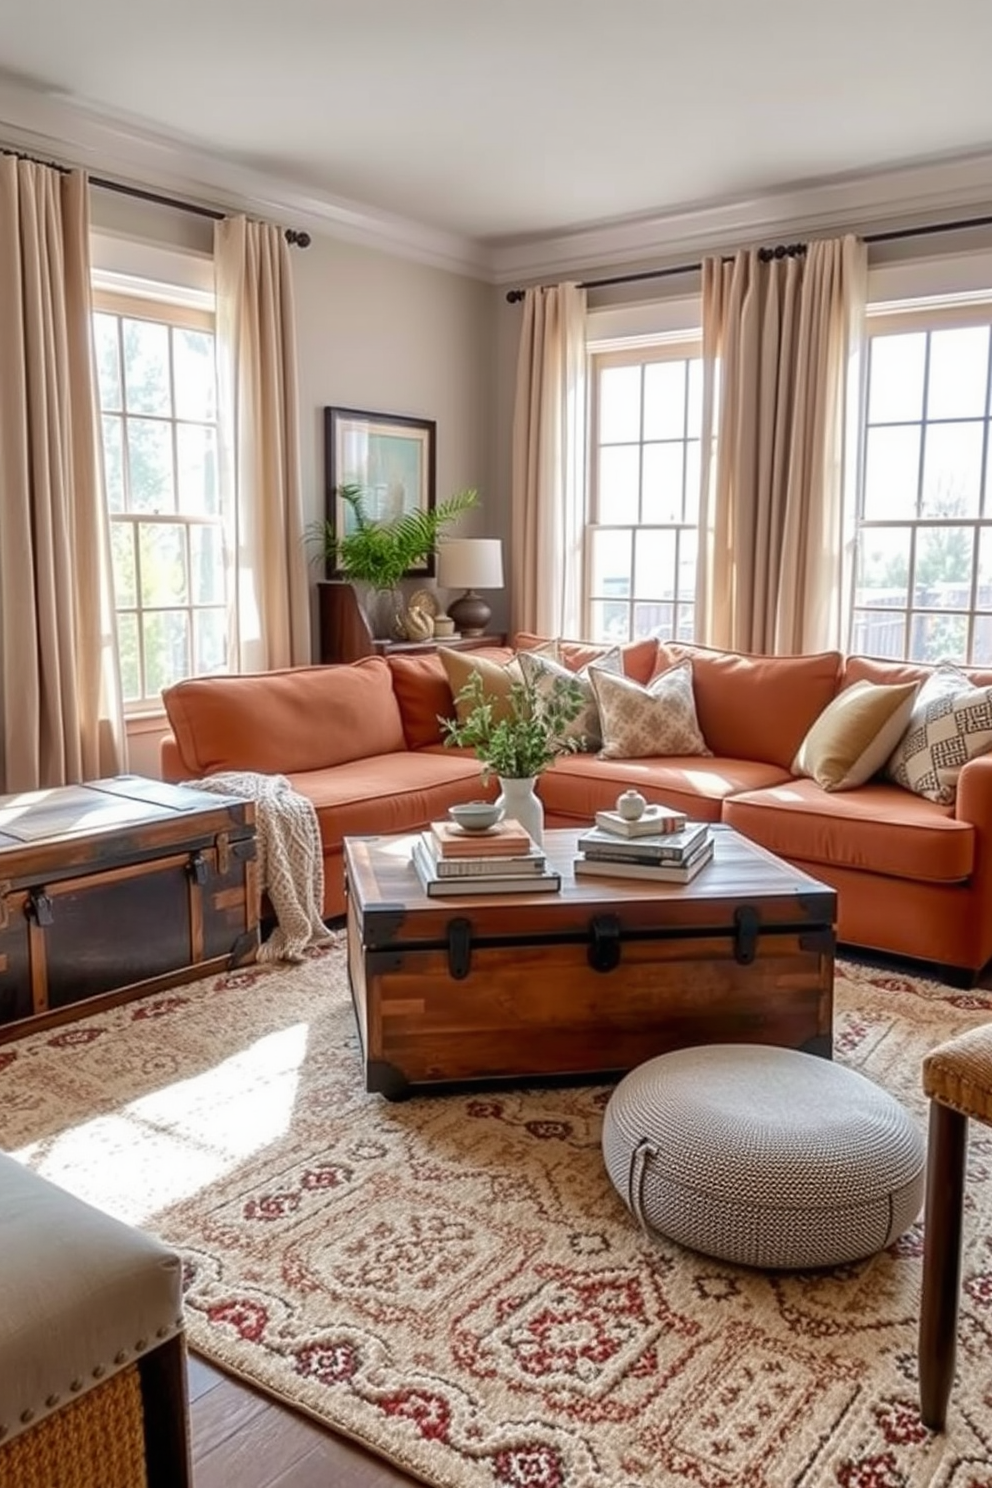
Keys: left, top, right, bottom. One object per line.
{"left": 617, "top": 789, "right": 647, "bottom": 821}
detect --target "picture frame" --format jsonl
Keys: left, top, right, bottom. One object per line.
{"left": 324, "top": 406, "right": 438, "bottom": 578}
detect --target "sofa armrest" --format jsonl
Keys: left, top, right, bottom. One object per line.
{"left": 160, "top": 733, "right": 187, "bottom": 783}
{"left": 954, "top": 753, "right": 992, "bottom": 829}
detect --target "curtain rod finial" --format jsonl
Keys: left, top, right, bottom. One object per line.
{"left": 284, "top": 228, "right": 311, "bottom": 248}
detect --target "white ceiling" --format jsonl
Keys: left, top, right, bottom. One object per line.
{"left": 4, "top": 0, "right": 992, "bottom": 270}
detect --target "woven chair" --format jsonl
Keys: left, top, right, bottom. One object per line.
{"left": 0, "top": 1152, "right": 191, "bottom": 1488}
{"left": 919, "top": 1022, "right": 992, "bottom": 1430}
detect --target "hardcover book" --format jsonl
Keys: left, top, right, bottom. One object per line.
{"left": 594, "top": 804, "right": 688, "bottom": 837}
{"left": 578, "top": 821, "right": 710, "bottom": 862}
{"left": 430, "top": 818, "right": 533, "bottom": 858}
{"left": 412, "top": 839, "right": 561, "bottom": 896}
{"left": 419, "top": 832, "right": 547, "bottom": 877}
{"left": 573, "top": 837, "right": 715, "bottom": 885}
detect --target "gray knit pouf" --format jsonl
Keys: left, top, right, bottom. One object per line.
{"left": 602, "top": 1044, "right": 925, "bottom": 1269}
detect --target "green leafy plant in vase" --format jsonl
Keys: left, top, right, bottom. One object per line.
{"left": 440, "top": 667, "right": 585, "bottom": 844}
{"left": 309, "top": 484, "right": 478, "bottom": 639}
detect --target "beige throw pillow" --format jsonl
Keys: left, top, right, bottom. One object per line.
{"left": 439, "top": 641, "right": 558, "bottom": 725}
{"left": 590, "top": 660, "right": 710, "bottom": 759}
{"left": 517, "top": 647, "right": 622, "bottom": 751}
{"left": 885, "top": 665, "right": 992, "bottom": 804}
{"left": 791, "top": 679, "right": 920, "bottom": 791}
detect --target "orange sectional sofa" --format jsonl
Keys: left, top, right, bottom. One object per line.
{"left": 160, "top": 639, "right": 992, "bottom": 986}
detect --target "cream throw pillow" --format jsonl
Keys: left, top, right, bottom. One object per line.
{"left": 590, "top": 660, "right": 710, "bottom": 759}
{"left": 517, "top": 647, "right": 622, "bottom": 751}
{"left": 439, "top": 642, "right": 558, "bottom": 726}
{"left": 791, "top": 679, "right": 920, "bottom": 791}
{"left": 885, "top": 665, "right": 992, "bottom": 804}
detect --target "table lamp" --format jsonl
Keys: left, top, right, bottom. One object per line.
{"left": 436, "top": 538, "right": 504, "bottom": 637}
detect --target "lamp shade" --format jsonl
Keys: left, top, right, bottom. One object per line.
{"left": 436, "top": 538, "right": 504, "bottom": 592}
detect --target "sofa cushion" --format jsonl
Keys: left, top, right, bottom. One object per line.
{"left": 590, "top": 660, "right": 710, "bottom": 759}
{"left": 512, "top": 633, "right": 659, "bottom": 685}
{"left": 162, "top": 659, "right": 407, "bottom": 775}
{"left": 437, "top": 647, "right": 526, "bottom": 725}
{"left": 792, "top": 679, "right": 920, "bottom": 792}
{"left": 388, "top": 649, "right": 514, "bottom": 750}
{"left": 842, "top": 655, "right": 992, "bottom": 692}
{"left": 723, "top": 778, "right": 973, "bottom": 884}
{"left": 536, "top": 751, "right": 790, "bottom": 824}
{"left": 885, "top": 665, "right": 992, "bottom": 805}
{"left": 517, "top": 646, "right": 622, "bottom": 751}
{"left": 663, "top": 644, "right": 843, "bottom": 770}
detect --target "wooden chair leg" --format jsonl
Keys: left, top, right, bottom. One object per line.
{"left": 919, "top": 1100, "right": 968, "bottom": 1430}
{"left": 138, "top": 1332, "right": 192, "bottom": 1488}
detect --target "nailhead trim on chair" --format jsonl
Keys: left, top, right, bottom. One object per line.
{"left": 0, "top": 1365, "right": 146, "bottom": 1488}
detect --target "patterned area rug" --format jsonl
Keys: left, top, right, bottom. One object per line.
{"left": 2, "top": 949, "right": 992, "bottom": 1488}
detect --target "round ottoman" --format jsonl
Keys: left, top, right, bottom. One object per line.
{"left": 602, "top": 1044, "right": 925, "bottom": 1269}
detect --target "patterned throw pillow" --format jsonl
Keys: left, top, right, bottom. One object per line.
{"left": 517, "top": 647, "right": 622, "bottom": 751}
{"left": 439, "top": 641, "right": 558, "bottom": 725}
{"left": 792, "top": 679, "right": 920, "bottom": 791}
{"left": 885, "top": 665, "right": 992, "bottom": 804}
{"left": 589, "top": 660, "right": 711, "bottom": 759}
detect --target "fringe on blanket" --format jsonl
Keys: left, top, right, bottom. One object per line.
{"left": 182, "top": 772, "right": 334, "bottom": 963}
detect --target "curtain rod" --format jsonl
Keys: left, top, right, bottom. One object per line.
{"left": 503, "top": 210, "right": 992, "bottom": 303}
{"left": 1, "top": 146, "right": 311, "bottom": 247}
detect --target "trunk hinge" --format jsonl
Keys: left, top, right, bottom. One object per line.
{"left": 28, "top": 889, "right": 54, "bottom": 927}
{"left": 588, "top": 914, "right": 622, "bottom": 972}
{"left": 447, "top": 917, "right": 472, "bottom": 980}
{"left": 0, "top": 880, "right": 10, "bottom": 931}
{"left": 734, "top": 905, "right": 760, "bottom": 964}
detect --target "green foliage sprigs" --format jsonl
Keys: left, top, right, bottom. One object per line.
{"left": 441, "top": 668, "right": 586, "bottom": 780}
{"left": 308, "top": 484, "right": 479, "bottom": 590}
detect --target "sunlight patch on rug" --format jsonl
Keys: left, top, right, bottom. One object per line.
{"left": 3, "top": 950, "right": 992, "bottom": 1488}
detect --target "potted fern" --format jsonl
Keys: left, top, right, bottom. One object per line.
{"left": 310, "top": 484, "right": 478, "bottom": 638}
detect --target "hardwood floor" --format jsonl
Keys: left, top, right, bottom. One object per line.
{"left": 187, "top": 1352, "right": 418, "bottom": 1487}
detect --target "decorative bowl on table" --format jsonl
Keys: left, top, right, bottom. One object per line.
{"left": 448, "top": 801, "right": 503, "bottom": 833}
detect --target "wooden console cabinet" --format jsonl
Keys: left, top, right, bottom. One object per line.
{"left": 317, "top": 581, "right": 505, "bottom": 664}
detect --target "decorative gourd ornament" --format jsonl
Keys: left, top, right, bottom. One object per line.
{"left": 617, "top": 789, "right": 647, "bottom": 821}
{"left": 404, "top": 606, "right": 434, "bottom": 641}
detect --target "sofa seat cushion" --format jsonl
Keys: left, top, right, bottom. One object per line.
{"left": 535, "top": 752, "right": 792, "bottom": 824}
{"left": 723, "top": 778, "right": 973, "bottom": 884}
{"left": 288, "top": 750, "right": 491, "bottom": 852}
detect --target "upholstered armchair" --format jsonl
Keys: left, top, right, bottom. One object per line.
{"left": 0, "top": 1151, "right": 190, "bottom": 1487}
{"left": 918, "top": 1022, "right": 992, "bottom": 1429}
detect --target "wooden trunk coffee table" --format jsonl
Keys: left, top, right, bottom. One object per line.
{"left": 343, "top": 824, "right": 836, "bottom": 1098}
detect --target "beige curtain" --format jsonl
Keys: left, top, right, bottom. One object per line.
{"left": 214, "top": 217, "right": 310, "bottom": 672}
{"left": 510, "top": 282, "right": 587, "bottom": 637}
{"left": 697, "top": 235, "right": 866, "bottom": 654}
{"left": 0, "top": 158, "right": 125, "bottom": 792}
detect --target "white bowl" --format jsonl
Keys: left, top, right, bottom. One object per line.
{"left": 449, "top": 801, "right": 503, "bottom": 832}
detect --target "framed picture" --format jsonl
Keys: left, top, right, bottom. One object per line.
{"left": 324, "top": 406, "right": 438, "bottom": 578}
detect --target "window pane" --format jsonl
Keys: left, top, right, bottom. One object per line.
{"left": 116, "top": 612, "right": 141, "bottom": 703}
{"left": 855, "top": 527, "right": 910, "bottom": 607}
{"left": 589, "top": 528, "right": 632, "bottom": 597}
{"left": 862, "top": 425, "right": 920, "bottom": 520}
{"left": 93, "top": 313, "right": 122, "bottom": 411}
{"left": 909, "top": 611, "right": 967, "bottom": 665}
{"left": 868, "top": 333, "right": 926, "bottom": 423}
{"left": 913, "top": 526, "right": 974, "bottom": 608}
{"left": 193, "top": 607, "right": 227, "bottom": 674}
{"left": 634, "top": 529, "right": 674, "bottom": 599}
{"left": 920, "top": 422, "right": 983, "bottom": 517}
{"left": 173, "top": 328, "right": 216, "bottom": 422}
{"left": 122, "top": 318, "right": 171, "bottom": 416}
{"left": 927, "top": 326, "right": 990, "bottom": 420}
{"left": 589, "top": 599, "right": 630, "bottom": 644}
{"left": 190, "top": 524, "right": 225, "bottom": 604}
{"left": 143, "top": 610, "right": 190, "bottom": 697}
{"left": 641, "top": 444, "right": 684, "bottom": 523}
{"left": 598, "top": 446, "right": 640, "bottom": 524}
{"left": 850, "top": 609, "right": 905, "bottom": 658}
{"left": 176, "top": 424, "right": 219, "bottom": 515}
{"left": 127, "top": 419, "right": 175, "bottom": 512}
{"left": 684, "top": 439, "right": 701, "bottom": 524}
{"left": 598, "top": 365, "right": 641, "bottom": 444}
{"left": 101, "top": 415, "right": 125, "bottom": 512}
{"left": 978, "top": 528, "right": 992, "bottom": 608}
{"left": 686, "top": 360, "right": 702, "bottom": 436}
{"left": 633, "top": 601, "right": 671, "bottom": 639}
{"left": 643, "top": 361, "right": 685, "bottom": 440}
{"left": 139, "top": 522, "right": 188, "bottom": 606}
{"left": 110, "top": 520, "right": 137, "bottom": 607}
{"left": 678, "top": 529, "right": 698, "bottom": 597}
{"left": 973, "top": 614, "right": 992, "bottom": 666}
{"left": 675, "top": 603, "right": 695, "bottom": 641}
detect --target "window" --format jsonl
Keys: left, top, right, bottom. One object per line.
{"left": 586, "top": 342, "right": 702, "bottom": 644}
{"left": 93, "top": 294, "right": 227, "bottom": 709}
{"left": 852, "top": 307, "right": 992, "bottom": 665}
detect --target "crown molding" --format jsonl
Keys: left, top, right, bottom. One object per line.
{"left": 488, "top": 149, "right": 992, "bottom": 286}
{"left": 0, "top": 77, "right": 493, "bottom": 281}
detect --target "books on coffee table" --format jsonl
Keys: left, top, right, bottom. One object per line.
{"left": 574, "top": 835, "right": 715, "bottom": 885}
{"left": 430, "top": 818, "right": 532, "bottom": 858}
{"left": 412, "top": 837, "right": 561, "bottom": 896}
{"left": 594, "top": 804, "right": 688, "bottom": 837}
{"left": 578, "top": 820, "right": 711, "bottom": 864}
{"left": 419, "top": 831, "right": 547, "bottom": 878}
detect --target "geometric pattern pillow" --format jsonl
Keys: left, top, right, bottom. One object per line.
{"left": 885, "top": 664, "right": 992, "bottom": 804}
{"left": 518, "top": 647, "right": 622, "bottom": 751}
{"left": 589, "top": 659, "right": 711, "bottom": 760}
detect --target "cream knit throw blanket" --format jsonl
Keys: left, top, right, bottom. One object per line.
{"left": 183, "top": 772, "right": 333, "bottom": 963}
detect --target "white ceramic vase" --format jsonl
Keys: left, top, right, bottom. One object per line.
{"left": 495, "top": 775, "right": 544, "bottom": 846}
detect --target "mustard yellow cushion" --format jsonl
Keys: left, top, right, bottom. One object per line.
{"left": 590, "top": 660, "right": 710, "bottom": 759}
{"left": 439, "top": 641, "right": 559, "bottom": 725}
{"left": 792, "top": 679, "right": 920, "bottom": 791}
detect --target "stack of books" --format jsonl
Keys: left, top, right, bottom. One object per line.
{"left": 412, "top": 818, "right": 562, "bottom": 896}
{"left": 573, "top": 818, "right": 714, "bottom": 884}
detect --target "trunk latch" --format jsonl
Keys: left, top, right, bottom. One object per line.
{"left": 734, "top": 905, "right": 760, "bottom": 964}
{"left": 588, "top": 914, "right": 622, "bottom": 972}
{"left": 447, "top": 917, "right": 472, "bottom": 980}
